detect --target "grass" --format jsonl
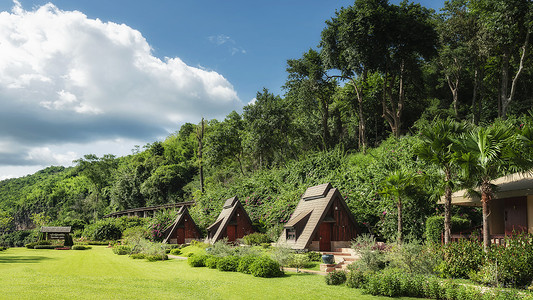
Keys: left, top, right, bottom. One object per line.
{"left": 0, "top": 246, "right": 420, "bottom": 299}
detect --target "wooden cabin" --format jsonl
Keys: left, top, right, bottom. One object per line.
{"left": 442, "top": 172, "right": 533, "bottom": 243}
{"left": 206, "top": 196, "right": 254, "bottom": 244}
{"left": 162, "top": 206, "right": 201, "bottom": 244}
{"left": 278, "top": 183, "right": 358, "bottom": 251}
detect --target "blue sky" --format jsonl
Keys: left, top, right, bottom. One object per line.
{"left": 0, "top": 0, "right": 445, "bottom": 179}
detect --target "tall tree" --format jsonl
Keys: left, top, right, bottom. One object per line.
{"left": 285, "top": 49, "right": 337, "bottom": 150}
{"left": 416, "top": 118, "right": 467, "bottom": 244}
{"left": 243, "top": 88, "right": 293, "bottom": 168}
{"left": 196, "top": 118, "right": 205, "bottom": 193}
{"left": 471, "top": 0, "right": 532, "bottom": 118}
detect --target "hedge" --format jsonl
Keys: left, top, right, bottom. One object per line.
{"left": 425, "top": 215, "right": 470, "bottom": 244}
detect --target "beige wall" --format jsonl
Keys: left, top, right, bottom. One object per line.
{"left": 489, "top": 199, "right": 505, "bottom": 235}
{"left": 528, "top": 196, "right": 533, "bottom": 234}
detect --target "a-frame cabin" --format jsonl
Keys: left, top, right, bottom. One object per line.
{"left": 162, "top": 206, "right": 201, "bottom": 244}
{"left": 206, "top": 196, "right": 254, "bottom": 244}
{"left": 278, "top": 183, "right": 358, "bottom": 251}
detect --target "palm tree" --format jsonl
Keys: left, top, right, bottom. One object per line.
{"left": 416, "top": 118, "right": 466, "bottom": 244}
{"left": 380, "top": 168, "right": 418, "bottom": 244}
{"left": 455, "top": 120, "right": 531, "bottom": 251}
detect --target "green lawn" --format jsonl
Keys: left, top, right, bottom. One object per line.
{"left": 0, "top": 246, "right": 417, "bottom": 299}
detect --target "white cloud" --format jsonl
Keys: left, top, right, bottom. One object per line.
{"left": 0, "top": 2, "right": 243, "bottom": 179}
{"left": 247, "top": 98, "right": 257, "bottom": 106}
{"left": 208, "top": 34, "right": 246, "bottom": 56}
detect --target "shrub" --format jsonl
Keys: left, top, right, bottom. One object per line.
{"left": 169, "top": 248, "right": 182, "bottom": 256}
{"left": 425, "top": 215, "right": 470, "bottom": 244}
{"left": 325, "top": 270, "right": 347, "bottom": 285}
{"left": 217, "top": 255, "right": 240, "bottom": 272}
{"left": 305, "top": 251, "right": 322, "bottom": 262}
{"left": 241, "top": 233, "right": 271, "bottom": 246}
{"left": 1, "top": 230, "right": 35, "bottom": 247}
{"left": 72, "top": 245, "right": 91, "bottom": 250}
{"left": 54, "top": 247, "right": 71, "bottom": 250}
{"left": 271, "top": 243, "right": 293, "bottom": 268}
{"left": 208, "top": 239, "right": 234, "bottom": 257}
{"left": 33, "top": 245, "right": 56, "bottom": 249}
{"left": 113, "top": 245, "right": 132, "bottom": 255}
{"left": 345, "top": 265, "right": 371, "bottom": 289}
{"left": 0, "top": 247, "right": 6, "bottom": 251}
{"left": 188, "top": 254, "right": 209, "bottom": 267}
{"left": 130, "top": 253, "right": 146, "bottom": 259}
{"left": 63, "top": 234, "right": 74, "bottom": 247}
{"left": 249, "top": 256, "right": 283, "bottom": 278}
{"left": 237, "top": 255, "right": 258, "bottom": 274}
{"left": 351, "top": 234, "right": 388, "bottom": 272}
{"left": 486, "top": 233, "right": 533, "bottom": 288}
{"left": 146, "top": 254, "right": 168, "bottom": 262}
{"left": 436, "top": 237, "right": 484, "bottom": 278}
{"left": 83, "top": 219, "right": 122, "bottom": 241}
{"left": 205, "top": 256, "right": 220, "bottom": 269}
{"left": 122, "top": 226, "right": 149, "bottom": 245}
{"left": 286, "top": 254, "right": 310, "bottom": 271}
{"left": 261, "top": 243, "right": 270, "bottom": 249}
{"left": 387, "top": 240, "right": 440, "bottom": 275}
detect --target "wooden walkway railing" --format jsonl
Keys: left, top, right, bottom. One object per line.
{"left": 103, "top": 201, "right": 195, "bottom": 218}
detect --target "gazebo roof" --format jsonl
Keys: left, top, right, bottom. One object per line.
{"left": 40, "top": 226, "right": 72, "bottom": 233}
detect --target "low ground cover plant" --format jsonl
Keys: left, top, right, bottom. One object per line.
{"left": 241, "top": 233, "right": 271, "bottom": 246}
{"left": 72, "top": 245, "right": 91, "bottom": 250}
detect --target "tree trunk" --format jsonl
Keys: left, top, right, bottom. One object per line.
{"left": 196, "top": 118, "right": 205, "bottom": 193}
{"left": 481, "top": 183, "right": 492, "bottom": 252}
{"left": 320, "top": 98, "right": 330, "bottom": 151}
{"left": 349, "top": 78, "right": 366, "bottom": 152}
{"left": 502, "top": 31, "right": 530, "bottom": 118}
{"left": 443, "top": 169, "right": 452, "bottom": 244}
{"left": 471, "top": 68, "right": 479, "bottom": 124}
{"left": 499, "top": 50, "right": 510, "bottom": 118}
{"left": 397, "top": 196, "right": 403, "bottom": 245}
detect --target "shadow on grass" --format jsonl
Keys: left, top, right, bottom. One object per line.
{"left": 0, "top": 255, "right": 52, "bottom": 264}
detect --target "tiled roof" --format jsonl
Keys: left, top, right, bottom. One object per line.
{"left": 40, "top": 226, "right": 71, "bottom": 233}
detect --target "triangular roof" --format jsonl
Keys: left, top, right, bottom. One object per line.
{"left": 439, "top": 172, "right": 533, "bottom": 206}
{"left": 278, "top": 183, "right": 357, "bottom": 250}
{"left": 207, "top": 196, "right": 252, "bottom": 243}
{"left": 162, "top": 206, "right": 199, "bottom": 244}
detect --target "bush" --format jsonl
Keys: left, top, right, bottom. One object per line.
{"left": 169, "top": 248, "right": 182, "bottom": 256}
{"left": 387, "top": 240, "right": 440, "bottom": 275}
{"left": 217, "top": 255, "right": 241, "bottom": 272}
{"left": 83, "top": 219, "right": 122, "bottom": 241}
{"left": 146, "top": 254, "right": 168, "bottom": 261}
{"left": 249, "top": 256, "right": 283, "bottom": 278}
{"left": 425, "top": 215, "right": 470, "bottom": 245}
{"left": 33, "top": 245, "right": 56, "bottom": 249}
{"left": 345, "top": 266, "right": 370, "bottom": 289}
{"left": 325, "top": 270, "right": 347, "bottom": 285}
{"left": 26, "top": 240, "right": 51, "bottom": 249}
{"left": 188, "top": 254, "right": 209, "bottom": 267}
{"left": 113, "top": 245, "right": 132, "bottom": 255}
{"left": 0, "top": 230, "right": 35, "bottom": 247}
{"left": 351, "top": 234, "right": 388, "bottom": 272}
{"left": 0, "top": 247, "right": 6, "bottom": 251}
{"left": 237, "top": 255, "right": 258, "bottom": 274}
{"left": 205, "top": 256, "right": 220, "bottom": 269}
{"left": 63, "top": 234, "right": 74, "bottom": 247}
{"left": 286, "top": 254, "right": 310, "bottom": 270}
{"left": 436, "top": 237, "right": 484, "bottom": 278}
{"left": 241, "top": 233, "right": 271, "bottom": 246}
{"left": 130, "top": 253, "right": 146, "bottom": 259}
{"left": 72, "top": 245, "right": 91, "bottom": 250}
{"left": 486, "top": 233, "right": 533, "bottom": 288}
{"left": 208, "top": 239, "right": 234, "bottom": 257}
{"left": 306, "top": 251, "right": 322, "bottom": 262}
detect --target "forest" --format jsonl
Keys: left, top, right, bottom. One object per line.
{"left": 0, "top": 0, "right": 532, "bottom": 243}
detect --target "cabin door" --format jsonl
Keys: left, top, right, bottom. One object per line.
{"left": 227, "top": 225, "right": 236, "bottom": 242}
{"left": 177, "top": 228, "right": 185, "bottom": 244}
{"left": 319, "top": 222, "right": 331, "bottom": 251}
{"left": 504, "top": 197, "right": 528, "bottom": 235}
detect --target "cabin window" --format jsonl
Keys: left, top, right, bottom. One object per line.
{"left": 287, "top": 228, "right": 296, "bottom": 240}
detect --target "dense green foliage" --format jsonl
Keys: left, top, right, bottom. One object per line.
{"left": 0, "top": 0, "right": 532, "bottom": 247}
{"left": 425, "top": 215, "right": 471, "bottom": 244}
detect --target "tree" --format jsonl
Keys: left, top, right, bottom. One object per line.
{"left": 380, "top": 168, "right": 418, "bottom": 244}
{"left": 455, "top": 120, "right": 532, "bottom": 251}
{"left": 471, "top": 0, "right": 532, "bottom": 118}
{"left": 205, "top": 111, "right": 246, "bottom": 175}
{"left": 321, "top": 0, "right": 437, "bottom": 139}
{"left": 285, "top": 49, "right": 337, "bottom": 150}
{"left": 243, "top": 88, "right": 293, "bottom": 168}
{"left": 416, "top": 118, "right": 467, "bottom": 244}
{"left": 0, "top": 210, "right": 13, "bottom": 232}
{"left": 320, "top": 0, "right": 390, "bottom": 150}
{"left": 196, "top": 118, "right": 205, "bottom": 193}
{"left": 74, "top": 154, "right": 118, "bottom": 220}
